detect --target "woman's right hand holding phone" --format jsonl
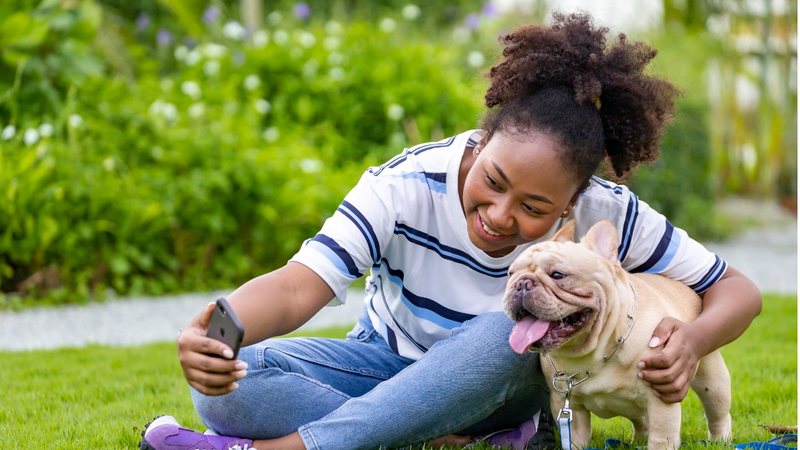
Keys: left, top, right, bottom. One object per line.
{"left": 177, "top": 302, "right": 248, "bottom": 396}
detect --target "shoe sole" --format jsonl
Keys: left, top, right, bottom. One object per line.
{"left": 139, "top": 415, "right": 165, "bottom": 450}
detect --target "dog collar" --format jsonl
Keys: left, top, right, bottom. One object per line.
{"left": 546, "top": 281, "right": 637, "bottom": 394}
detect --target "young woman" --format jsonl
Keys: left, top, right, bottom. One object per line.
{"left": 141, "top": 13, "right": 761, "bottom": 450}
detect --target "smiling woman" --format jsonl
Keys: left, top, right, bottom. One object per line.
{"left": 139, "top": 12, "right": 761, "bottom": 450}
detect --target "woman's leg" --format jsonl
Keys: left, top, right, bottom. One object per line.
{"left": 191, "top": 315, "right": 414, "bottom": 439}
{"left": 297, "top": 311, "right": 550, "bottom": 450}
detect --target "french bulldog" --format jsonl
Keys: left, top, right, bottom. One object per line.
{"left": 504, "top": 220, "right": 732, "bottom": 449}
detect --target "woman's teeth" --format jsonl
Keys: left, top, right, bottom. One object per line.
{"left": 481, "top": 219, "right": 501, "bottom": 236}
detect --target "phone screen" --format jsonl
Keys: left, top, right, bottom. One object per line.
{"left": 206, "top": 297, "right": 245, "bottom": 359}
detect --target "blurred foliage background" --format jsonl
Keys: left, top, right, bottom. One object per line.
{"left": 0, "top": 0, "right": 795, "bottom": 307}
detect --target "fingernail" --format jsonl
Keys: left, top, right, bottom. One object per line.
{"left": 231, "top": 382, "right": 239, "bottom": 390}
{"left": 648, "top": 336, "right": 660, "bottom": 348}
{"left": 637, "top": 361, "right": 645, "bottom": 369}
{"left": 235, "top": 370, "right": 247, "bottom": 379}
{"left": 637, "top": 371, "right": 643, "bottom": 379}
{"left": 235, "top": 361, "right": 248, "bottom": 370}
{"left": 223, "top": 349, "right": 234, "bottom": 359}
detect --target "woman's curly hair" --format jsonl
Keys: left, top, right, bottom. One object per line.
{"left": 481, "top": 12, "right": 681, "bottom": 181}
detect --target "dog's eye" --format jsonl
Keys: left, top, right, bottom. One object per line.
{"left": 550, "top": 271, "right": 566, "bottom": 280}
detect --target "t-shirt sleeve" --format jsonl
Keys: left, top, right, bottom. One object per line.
{"left": 290, "top": 169, "right": 397, "bottom": 305}
{"left": 616, "top": 190, "right": 727, "bottom": 294}
{"left": 575, "top": 179, "right": 727, "bottom": 295}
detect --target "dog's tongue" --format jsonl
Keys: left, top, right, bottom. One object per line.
{"left": 509, "top": 316, "right": 551, "bottom": 354}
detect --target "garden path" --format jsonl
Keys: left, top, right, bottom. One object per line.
{"left": 0, "top": 198, "right": 795, "bottom": 351}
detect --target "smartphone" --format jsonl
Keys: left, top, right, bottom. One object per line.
{"left": 206, "top": 297, "right": 245, "bottom": 359}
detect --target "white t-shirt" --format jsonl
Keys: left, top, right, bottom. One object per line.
{"left": 291, "top": 130, "right": 727, "bottom": 360}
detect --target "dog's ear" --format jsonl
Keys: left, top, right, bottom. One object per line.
{"left": 552, "top": 219, "right": 576, "bottom": 242}
{"left": 581, "top": 220, "right": 620, "bottom": 262}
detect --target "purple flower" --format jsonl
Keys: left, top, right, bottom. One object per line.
{"left": 465, "top": 13, "right": 480, "bottom": 30}
{"left": 482, "top": 2, "right": 498, "bottom": 18}
{"left": 136, "top": 13, "right": 150, "bottom": 32}
{"left": 157, "top": 28, "right": 173, "bottom": 46}
{"left": 293, "top": 2, "right": 311, "bottom": 20}
{"left": 202, "top": 6, "right": 221, "bottom": 24}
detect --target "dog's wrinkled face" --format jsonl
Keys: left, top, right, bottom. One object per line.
{"left": 504, "top": 220, "right": 621, "bottom": 354}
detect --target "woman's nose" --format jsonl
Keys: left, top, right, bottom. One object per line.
{"left": 486, "top": 201, "right": 514, "bottom": 231}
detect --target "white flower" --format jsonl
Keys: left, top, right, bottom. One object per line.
{"left": 39, "top": 123, "right": 54, "bottom": 138}
{"left": 174, "top": 45, "right": 189, "bottom": 62}
{"left": 323, "top": 36, "right": 341, "bottom": 51}
{"left": 185, "top": 49, "right": 201, "bottom": 66}
{"left": 452, "top": 26, "right": 470, "bottom": 44}
{"left": 273, "top": 30, "right": 289, "bottom": 45}
{"left": 303, "top": 60, "right": 319, "bottom": 78}
{"left": 325, "top": 20, "right": 342, "bottom": 34}
{"left": 297, "top": 31, "right": 316, "bottom": 48}
{"left": 243, "top": 74, "right": 261, "bottom": 91}
{"left": 1, "top": 125, "right": 16, "bottom": 140}
{"left": 252, "top": 30, "right": 269, "bottom": 47}
{"left": 467, "top": 51, "right": 485, "bottom": 68}
{"left": 102, "top": 157, "right": 115, "bottom": 171}
{"left": 379, "top": 18, "right": 397, "bottom": 33}
{"left": 202, "top": 43, "right": 227, "bottom": 59}
{"left": 181, "top": 81, "right": 202, "bottom": 99}
{"left": 267, "top": 11, "right": 283, "bottom": 26}
{"left": 329, "top": 67, "right": 345, "bottom": 81}
{"left": 204, "top": 60, "right": 220, "bottom": 77}
{"left": 223, "top": 21, "right": 247, "bottom": 40}
{"left": 161, "top": 103, "right": 177, "bottom": 122}
{"left": 23, "top": 128, "right": 39, "bottom": 146}
{"left": 68, "top": 114, "right": 83, "bottom": 128}
{"left": 402, "top": 4, "right": 421, "bottom": 20}
{"left": 188, "top": 102, "right": 205, "bottom": 118}
{"left": 386, "top": 104, "right": 404, "bottom": 121}
{"left": 262, "top": 127, "right": 280, "bottom": 143}
{"left": 255, "top": 99, "right": 271, "bottom": 114}
{"left": 327, "top": 51, "right": 345, "bottom": 66}
{"left": 299, "top": 158, "right": 323, "bottom": 173}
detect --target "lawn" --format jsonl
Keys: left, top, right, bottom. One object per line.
{"left": 0, "top": 295, "right": 795, "bottom": 449}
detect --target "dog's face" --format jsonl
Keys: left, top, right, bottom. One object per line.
{"left": 505, "top": 220, "right": 622, "bottom": 354}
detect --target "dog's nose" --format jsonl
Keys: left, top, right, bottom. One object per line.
{"left": 515, "top": 278, "right": 534, "bottom": 293}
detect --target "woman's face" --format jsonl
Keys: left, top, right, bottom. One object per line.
{"left": 461, "top": 130, "right": 582, "bottom": 257}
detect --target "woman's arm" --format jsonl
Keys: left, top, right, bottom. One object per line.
{"left": 637, "top": 265, "right": 762, "bottom": 403}
{"left": 177, "top": 262, "right": 334, "bottom": 395}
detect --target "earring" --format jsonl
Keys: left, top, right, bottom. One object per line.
{"left": 474, "top": 148, "right": 481, "bottom": 156}
{"left": 560, "top": 210, "right": 570, "bottom": 217}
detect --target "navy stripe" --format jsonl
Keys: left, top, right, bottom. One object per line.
{"left": 338, "top": 200, "right": 381, "bottom": 263}
{"left": 630, "top": 221, "right": 675, "bottom": 273}
{"left": 394, "top": 223, "right": 508, "bottom": 278}
{"left": 385, "top": 326, "right": 399, "bottom": 353}
{"left": 369, "top": 136, "right": 456, "bottom": 176}
{"left": 690, "top": 256, "right": 727, "bottom": 293}
{"left": 382, "top": 259, "right": 476, "bottom": 324}
{"left": 591, "top": 176, "right": 624, "bottom": 195}
{"left": 617, "top": 192, "right": 639, "bottom": 261}
{"left": 424, "top": 172, "right": 447, "bottom": 184}
{"left": 310, "top": 234, "right": 363, "bottom": 278}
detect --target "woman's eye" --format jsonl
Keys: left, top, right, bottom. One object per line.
{"left": 550, "top": 271, "right": 566, "bottom": 280}
{"left": 486, "top": 176, "right": 501, "bottom": 189}
{"left": 523, "top": 204, "right": 544, "bottom": 215}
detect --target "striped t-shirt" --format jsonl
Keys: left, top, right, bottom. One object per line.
{"left": 291, "top": 130, "right": 727, "bottom": 360}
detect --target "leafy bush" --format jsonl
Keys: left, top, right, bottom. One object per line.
{"left": 0, "top": 1, "right": 485, "bottom": 306}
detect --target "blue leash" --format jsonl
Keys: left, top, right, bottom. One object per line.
{"left": 584, "top": 434, "right": 796, "bottom": 449}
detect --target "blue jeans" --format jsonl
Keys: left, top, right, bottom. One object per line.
{"left": 191, "top": 310, "right": 550, "bottom": 450}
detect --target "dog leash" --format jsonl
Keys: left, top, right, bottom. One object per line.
{"left": 548, "top": 282, "right": 638, "bottom": 450}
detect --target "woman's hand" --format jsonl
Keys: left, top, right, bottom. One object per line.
{"left": 177, "top": 302, "right": 248, "bottom": 396}
{"left": 637, "top": 316, "right": 701, "bottom": 404}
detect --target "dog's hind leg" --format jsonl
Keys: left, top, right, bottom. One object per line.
{"left": 691, "top": 351, "right": 733, "bottom": 441}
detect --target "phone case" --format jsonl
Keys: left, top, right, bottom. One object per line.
{"left": 206, "top": 297, "right": 245, "bottom": 359}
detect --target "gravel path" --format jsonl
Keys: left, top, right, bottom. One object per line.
{"left": 1, "top": 200, "right": 795, "bottom": 352}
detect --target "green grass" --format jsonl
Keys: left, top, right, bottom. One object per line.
{"left": 0, "top": 296, "right": 795, "bottom": 449}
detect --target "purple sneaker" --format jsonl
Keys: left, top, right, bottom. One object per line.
{"left": 139, "top": 416, "right": 256, "bottom": 450}
{"left": 484, "top": 410, "right": 557, "bottom": 449}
